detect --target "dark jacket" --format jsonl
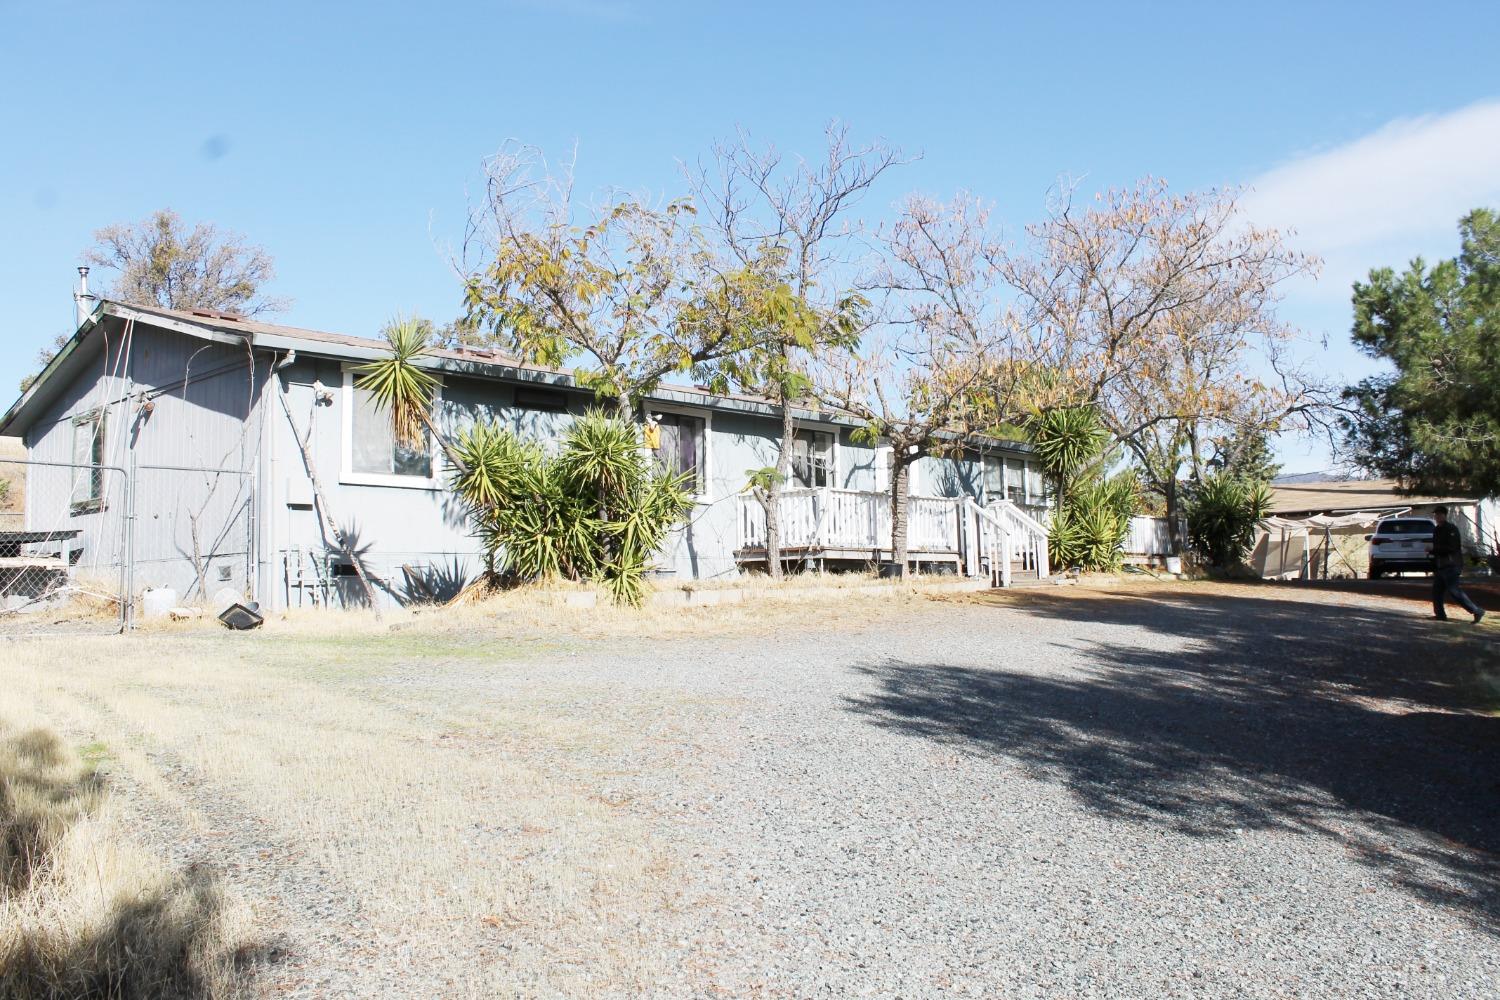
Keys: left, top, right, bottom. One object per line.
{"left": 1431, "top": 521, "right": 1465, "bottom": 569}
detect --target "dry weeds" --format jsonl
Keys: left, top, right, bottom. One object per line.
{"left": 0, "top": 720, "right": 258, "bottom": 999}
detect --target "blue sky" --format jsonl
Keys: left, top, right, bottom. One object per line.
{"left": 4, "top": 0, "right": 1499, "bottom": 472}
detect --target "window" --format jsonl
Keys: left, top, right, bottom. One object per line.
{"left": 791, "top": 429, "right": 834, "bottom": 488}
{"left": 342, "top": 372, "right": 438, "bottom": 487}
{"left": 514, "top": 386, "right": 568, "bottom": 413}
{"left": 982, "top": 455, "right": 1004, "bottom": 500}
{"left": 1005, "top": 457, "right": 1026, "bottom": 503}
{"left": 1025, "top": 462, "right": 1044, "bottom": 503}
{"left": 70, "top": 409, "right": 106, "bottom": 513}
{"left": 652, "top": 411, "right": 706, "bottom": 495}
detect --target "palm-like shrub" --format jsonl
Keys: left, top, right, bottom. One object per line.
{"left": 453, "top": 411, "right": 695, "bottom": 605}
{"left": 1023, "top": 403, "right": 1136, "bottom": 572}
{"left": 1186, "top": 474, "right": 1271, "bottom": 569}
{"left": 358, "top": 317, "right": 694, "bottom": 606}
{"left": 1048, "top": 472, "right": 1138, "bottom": 572}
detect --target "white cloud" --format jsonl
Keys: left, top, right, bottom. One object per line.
{"left": 1242, "top": 98, "right": 1500, "bottom": 301}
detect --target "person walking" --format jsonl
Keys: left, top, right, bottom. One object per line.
{"left": 1429, "top": 506, "right": 1485, "bottom": 623}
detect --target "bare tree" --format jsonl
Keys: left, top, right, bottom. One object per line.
{"left": 688, "top": 123, "right": 908, "bottom": 579}
{"left": 815, "top": 193, "right": 1013, "bottom": 575}
{"left": 84, "top": 209, "right": 288, "bottom": 317}
{"left": 996, "top": 178, "right": 1327, "bottom": 547}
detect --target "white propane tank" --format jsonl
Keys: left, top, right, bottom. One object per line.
{"left": 141, "top": 587, "right": 177, "bottom": 620}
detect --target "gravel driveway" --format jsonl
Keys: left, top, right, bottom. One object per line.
{"left": 17, "top": 581, "right": 1496, "bottom": 997}
{"left": 566, "top": 583, "right": 1500, "bottom": 999}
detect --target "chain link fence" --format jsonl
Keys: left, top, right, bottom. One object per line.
{"left": 131, "top": 464, "right": 256, "bottom": 615}
{"left": 0, "top": 458, "right": 256, "bottom": 636}
{"left": 0, "top": 458, "right": 129, "bottom": 636}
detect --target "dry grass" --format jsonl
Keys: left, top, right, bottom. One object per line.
{"left": 0, "top": 620, "right": 737, "bottom": 996}
{"left": 0, "top": 722, "right": 258, "bottom": 999}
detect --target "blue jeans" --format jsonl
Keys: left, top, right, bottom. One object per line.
{"left": 1432, "top": 565, "right": 1481, "bottom": 618}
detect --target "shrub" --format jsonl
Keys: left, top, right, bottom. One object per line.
{"left": 1023, "top": 404, "right": 1136, "bottom": 572}
{"left": 1049, "top": 472, "right": 1138, "bottom": 572}
{"left": 1186, "top": 474, "right": 1272, "bottom": 569}
{"left": 452, "top": 411, "right": 695, "bottom": 605}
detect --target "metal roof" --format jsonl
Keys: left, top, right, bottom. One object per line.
{"left": 1, "top": 300, "right": 1035, "bottom": 454}
{"left": 1267, "top": 478, "right": 1479, "bottom": 516}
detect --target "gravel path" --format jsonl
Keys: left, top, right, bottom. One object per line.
{"left": 514, "top": 584, "right": 1500, "bottom": 999}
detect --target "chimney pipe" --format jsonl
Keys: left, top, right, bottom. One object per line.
{"left": 74, "top": 265, "right": 93, "bottom": 328}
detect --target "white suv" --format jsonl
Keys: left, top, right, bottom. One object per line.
{"left": 1366, "top": 517, "right": 1436, "bottom": 579}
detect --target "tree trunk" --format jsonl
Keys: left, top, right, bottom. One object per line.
{"left": 763, "top": 388, "right": 795, "bottom": 581}
{"left": 1164, "top": 476, "right": 1184, "bottom": 556}
{"left": 891, "top": 457, "right": 911, "bottom": 579}
{"left": 275, "top": 374, "right": 382, "bottom": 616}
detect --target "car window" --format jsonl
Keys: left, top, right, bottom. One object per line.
{"left": 1374, "top": 519, "right": 1434, "bottom": 535}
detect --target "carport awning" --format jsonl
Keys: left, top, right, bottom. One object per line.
{"left": 1260, "top": 510, "right": 1400, "bottom": 533}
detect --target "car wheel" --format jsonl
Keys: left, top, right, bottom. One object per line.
{"left": 1368, "top": 563, "right": 1382, "bottom": 579}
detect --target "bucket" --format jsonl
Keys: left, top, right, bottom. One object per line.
{"left": 141, "top": 587, "right": 177, "bottom": 620}
{"left": 1165, "top": 556, "right": 1183, "bottom": 575}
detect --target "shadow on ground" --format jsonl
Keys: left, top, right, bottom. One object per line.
{"left": 845, "top": 587, "right": 1500, "bottom": 929}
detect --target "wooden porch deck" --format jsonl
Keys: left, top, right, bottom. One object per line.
{"left": 735, "top": 489, "right": 1051, "bottom": 585}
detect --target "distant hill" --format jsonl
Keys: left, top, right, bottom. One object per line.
{"left": 1273, "top": 470, "right": 1366, "bottom": 485}
{"left": 1, "top": 436, "right": 23, "bottom": 529}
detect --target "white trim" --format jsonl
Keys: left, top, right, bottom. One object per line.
{"left": 339, "top": 367, "right": 445, "bottom": 490}
{"left": 642, "top": 400, "right": 713, "bottom": 501}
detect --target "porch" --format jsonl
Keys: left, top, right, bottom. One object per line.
{"left": 736, "top": 488, "right": 1052, "bottom": 586}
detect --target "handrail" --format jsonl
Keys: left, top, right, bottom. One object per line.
{"left": 988, "top": 498, "right": 1049, "bottom": 539}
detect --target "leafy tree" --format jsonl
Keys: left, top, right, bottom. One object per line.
{"left": 1341, "top": 208, "right": 1500, "bottom": 496}
{"left": 83, "top": 209, "right": 288, "bottom": 316}
{"left": 815, "top": 193, "right": 1006, "bottom": 576}
{"left": 461, "top": 144, "right": 762, "bottom": 420}
{"left": 1186, "top": 474, "right": 1272, "bottom": 569}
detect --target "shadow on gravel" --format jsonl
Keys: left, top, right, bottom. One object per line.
{"left": 844, "top": 589, "right": 1500, "bottom": 930}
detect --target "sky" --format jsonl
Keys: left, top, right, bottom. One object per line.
{"left": 3, "top": 0, "right": 1498, "bottom": 473}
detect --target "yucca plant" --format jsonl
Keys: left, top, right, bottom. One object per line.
{"left": 452, "top": 411, "right": 693, "bottom": 605}
{"left": 361, "top": 316, "right": 694, "bottom": 605}
{"left": 1186, "top": 474, "right": 1271, "bottom": 569}
{"left": 354, "top": 316, "right": 468, "bottom": 472}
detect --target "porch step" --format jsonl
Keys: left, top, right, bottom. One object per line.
{"left": 1006, "top": 574, "right": 1072, "bottom": 589}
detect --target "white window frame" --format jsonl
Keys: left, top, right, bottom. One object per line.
{"left": 790, "top": 424, "right": 839, "bottom": 490}
{"left": 644, "top": 402, "right": 712, "bottom": 502}
{"left": 340, "top": 366, "right": 444, "bottom": 490}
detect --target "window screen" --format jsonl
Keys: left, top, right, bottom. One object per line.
{"left": 654, "top": 413, "right": 705, "bottom": 493}
{"left": 982, "top": 455, "right": 1004, "bottom": 499}
{"left": 1025, "top": 462, "right": 1044, "bottom": 502}
{"left": 1005, "top": 457, "right": 1026, "bottom": 503}
{"left": 350, "top": 383, "right": 432, "bottom": 478}
{"left": 791, "top": 429, "right": 834, "bottom": 488}
{"left": 70, "top": 410, "right": 106, "bottom": 510}
{"left": 514, "top": 386, "right": 568, "bottom": 413}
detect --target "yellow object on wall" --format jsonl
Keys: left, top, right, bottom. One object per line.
{"left": 643, "top": 423, "right": 660, "bottom": 450}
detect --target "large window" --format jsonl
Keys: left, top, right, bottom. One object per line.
{"left": 791, "top": 429, "right": 834, "bottom": 488}
{"left": 653, "top": 411, "right": 706, "bottom": 495}
{"left": 342, "top": 372, "right": 438, "bottom": 487}
{"left": 70, "top": 409, "right": 106, "bottom": 513}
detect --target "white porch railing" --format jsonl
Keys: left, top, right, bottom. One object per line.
{"left": 961, "top": 498, "right": 1051, "bottom": 588}
{"left": 736, "top": 489, "right": 1051, "bottom": 586}
{"left": 737, "top": 488, "right": 961, "bottom": 555}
